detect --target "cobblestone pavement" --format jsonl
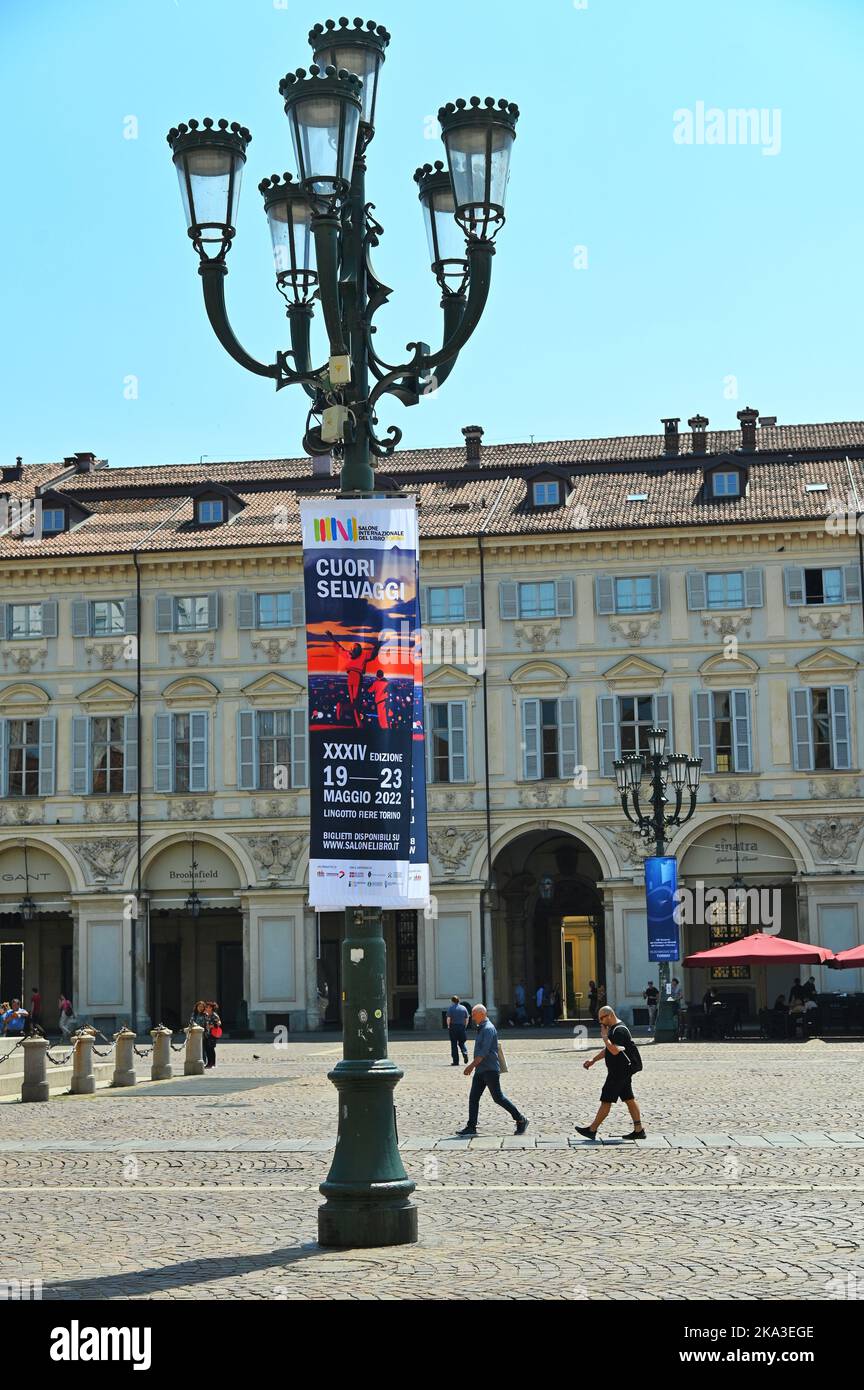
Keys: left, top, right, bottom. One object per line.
{"left": 4, "top": 1035, "right": 864, "bottom": 1300}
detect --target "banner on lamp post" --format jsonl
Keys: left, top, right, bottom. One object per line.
{"left": 300, "top": 497, "right": 429, "bottom": 909}
{"left": 644, "top": 855, "right": 681, "bottom": 963}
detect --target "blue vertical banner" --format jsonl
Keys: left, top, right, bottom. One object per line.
{"left": 644, "top": 855, "right": 680, "bottom": 963}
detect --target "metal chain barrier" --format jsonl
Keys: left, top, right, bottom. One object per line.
{"left": 91, "top": 1029, "right": 118, "bottom": 1059}
{"left": 45, "top": 1039, "right": 77, "bottom": 1067}
{"left": 169, "top": 1027, "right": 189, "bottom": 1053}
{"left": 0, "top": 1037, "right": 26, "bottom": 1067}
{"left": 133, "top": 1042, "right": 153, "bottom": 1059}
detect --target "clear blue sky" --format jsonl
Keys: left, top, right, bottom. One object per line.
{"left": 1, "top": 0, "right": 862, "bottom": 470}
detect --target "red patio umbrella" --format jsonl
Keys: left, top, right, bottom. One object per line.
{"left": 683, "top": 931, "right": 834, "bottom": 967}
{"left": 827, "top": 943, "right": 864, "bottom": 969}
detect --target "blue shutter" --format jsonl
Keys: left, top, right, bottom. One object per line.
{"left": 694, "top": 691, "right": 715, "bottom": 773}
{"left": 843, "top": 565, "right": 862, "bottom": 605}
{"left": 123, "top": 597, "right": 139, "bottom": 634}
{"left": 648, "top": 573, "right": 661, "bottom": 611}
{"left": 685, "top": 573, "right": 707, "bottom": 611}
{"left": 154, "top": 713, "right": 174, "bottom": 791}
{"left": 555, "top": 579, "right": 574, "bottom": 618}
{"left": 71, "top": 716, "right": 91, "bottom": 795}
{"left": 744, "top": 570, "right": 764, "bottom": 608}
{"left": 123, "top": 715, "right": 138, "bottom": 793}
{"left": 784, "top": 567, "right": 806, "bottom": 606}
{"left": 558, "top": 697, "right": 578, "bottom": 779}
{"left": 41, "top": 601, "right": 58, "bottom": 638}
{"left": 830, "top": 686, "right": 851, "bottom": 770}
{"left": 790, "top": 688, "right": 813, "bottom": 771}
{"left": 189, "top": 712, "right": 209, "bottom": 791}
{"left": 731, "top": 689, "right": 752, "bottom": 773}
{"left": 290, "top": 587, "right": 304, "bottom": 626}
{"left": 464, "top": 583, "right": 482, "bottom": 622}
{"left": 499, "top": 581, "right": 519, "bottom": 621}
{"left": 38, "top": 718, "right": 56, "bottom": 795}
{"left": 71, "top": 600, "right": 90, "bottom": 637}
{"left": 448, "top": 702, "right": 467, "bottom": 782}
{"left": 236, "top": 592, "right": 256, "bottom": 629}
{"left": 206, "top": 593, "right": 220, "bottom": 630}
{"left": 597, "top": 695, "right": 618, "bottom": 778}
{"left": 0, "top": 605, "right": 5, "bottom": 641}
{"left": 653, "top": 693, "right": 673, "bottom": 751}
{"left": 419, "top": 587, "right": 429, "bottom": 624}
{"left": 0, "top": 721, "right": 7, "bottom": 798}
{"left": 155, "top": 595, "right": 174, "bottom": 632}
{"left": 237, "top": 709, "right": 257, "bottom": 790}
{"left": 594, "top": 575, "right": 615, "bottom": 614}
{"left": 521, "top": 699, "right": 541, "bottom": 780}
{"left": 290, "top": 707, "right": 307, "bottom": 787}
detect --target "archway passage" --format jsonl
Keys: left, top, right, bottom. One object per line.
{"left": 0, "top": 844, "right": 73, "bottom": 1030}
{"left": 492, "top": 830, "right": 605, "bottom": 1024}
{"left": 144, "top": 841, "right": 242, "bottom": 1032}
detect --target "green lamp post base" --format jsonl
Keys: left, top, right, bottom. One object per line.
{"left": 317, "top": 1057, "right": 418, "bottom": 1248}
{"left": 653, "top": 996, "right": 679, "bottom": 1043}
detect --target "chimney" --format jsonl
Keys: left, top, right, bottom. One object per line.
{"left": 737, "top": 407, "right": 759, "bottom": 452}
{"left": 759, "top": 415, "right": 777, "bottom": 428}
{"left": 2, "top": 456, "right": 23, "bottom": 482}
{"left": 462, "top": 425, "right": 484, "bottom": 464}
{"left": 661, "top": 418, "right": 680, "bottom": 456}
{"left": 74, "top": 451, "right": 98, "bottom": 473}
{"left": 687, "top": 414, "right": 709, "bottom": 455}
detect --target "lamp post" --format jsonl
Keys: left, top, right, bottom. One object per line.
{"left": 612, "top": 728, "right": 702, "bottom": 1041}
{"left": 167, "top": 16, "right": 518, "bottom": 1249}
{"left": 184, "top": 838, "right": 202, "bottom": 919}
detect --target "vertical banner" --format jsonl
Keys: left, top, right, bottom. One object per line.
{"left": 301, "top": 498, "right": 429, "bottom": 909}
{"left": 644, "top": 855, "right": 681, "bottom": 962}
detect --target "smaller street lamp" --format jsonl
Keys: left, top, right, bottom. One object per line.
{"left": 414, "top": 161, "right": 469, "bottom": 298}
{"left": 168, "top": 118, "right": 251, "bottom": 262}
{"left": 185, "top": 840, "right": 202, "bottom": 919}
{"left": 612, "top": 729, "right": 702, "bottom": 1040}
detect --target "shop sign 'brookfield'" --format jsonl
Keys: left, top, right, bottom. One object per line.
{"left": 300, "top": 498, "right": 429, "bottom": 909}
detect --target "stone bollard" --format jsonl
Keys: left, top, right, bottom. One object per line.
{"left": 112, "top": 1027, "right": 137, "bottom": 1088}
{"left": 184, "top": 1024, "right": 205, "bottom": 1077}
{"left": 70, "top": 1031, "right": 96, "bottom": 1095}
{"left": 21, "top": 1037, "right": 50, "bottom": 1103}
{"left": 150, "top": 1026, "right": 173, "bottom": 1081}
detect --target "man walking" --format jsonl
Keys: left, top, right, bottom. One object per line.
{"left": 576, "top": 1004, "right": 646, "bottom": 1141}
{"left": 643, "top": 980, "right": 659, "bottom": 1029}
{"left": 446, "top": 995, "right": 469, "bottom": 1066}
{"left": 456, "top": 1005, "right": 528, "bottom": 1137}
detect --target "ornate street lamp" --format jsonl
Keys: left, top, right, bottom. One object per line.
{"left": 184, "top": 839, "right": 201, "bottom": 919}
{"left": 167, "top": 15, "right": 519, "bottom": 1251}
{"left": 612, "top": 729, "right": 702, "bottom": 1041}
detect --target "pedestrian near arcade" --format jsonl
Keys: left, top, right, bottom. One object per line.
{"left": 643, "top": 980, "right": 659, "bottom": 1028}
{"left": 456, "top": 1005, "right": 528, "bottom": 1137}
{"left": 576, "top": 1004, "right": 646, "bottom": 1142}
{"left": 446, "top": 995, "right": 469, "bottom": 1066}
{"left": 202, "top": 1000, "right": 223, "bottom": 1069}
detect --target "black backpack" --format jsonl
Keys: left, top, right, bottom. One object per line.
{"left": 615, "top": 1024, "right": 643, "bottom": 1074}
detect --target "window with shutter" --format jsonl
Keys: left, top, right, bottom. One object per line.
{"left": 653, "top": 693, "right": 673, "bottom": 750}
{"left": 124, "top": 597, "right": 139, "bottom": 635}
{"left": 38, "top": 718, "right": 56, "bottom": 796}
{"left": 154, "top": 713, "right": 174, "bottom": 791}
{"left": 731, "top": 689, "right": 752, "bottom": 772}
{"left": 594, "top": 575, "right": 615, "bottom": 615}
{"left": 41, "top": 601, "right": 58, "bottom": 638}
{"left": 189, "top": 712, "right": 209, "bottom": 791}
{"left": 237, "top": 709, "right": 257, "bottom": 789}
{"left": 555, "top": 579, "right": 574, "bottom": 618}
{"left": 830, "top": 686, "right": 852, "bottom": 770}
{"left": 291, "top": 586, "right": 305, "bottom": 626}
{"left": 155, "top": 595, "right": 174, "bottom": 632}
{"left": 685, "top": 573, "right": 707, "bottom": 611}
{"left": 693, "top": 691, "right": 716, "bottom": 773}
{"left": 290, "top": 707, "right": 307, "bottom": 787}
{"left": 744, "top": 570, "right": 764, "bottom": 608}
{"left": 236, "top": 592, "right": 256, "bottom": 630}
{"left": 71, "top": 600, "right": 91, "bottom": 637}
{"left": 71, "top": 716, "right": 91, "bottom": 795}
{"left": 464, "top": 583, "right": 482, "bottom": 622}
{"left": 790, "top": 688, "right": 814, "bottom": 771}
{"left": 0, "top": 722, "right": 7, "bottom": 799}
{"left": 558, "top": 697, "right": 578, "bottom": 779}
{"left": 843, "top": 565, "right": 862, "bottom": 605}
{"left": 448, "top": 701, "right": 468, "bottom": 782}
{"left": 499, "top": 581, "right": 519, "bottom": 621}
{"left": 123, "top": 715, "right": 138, "bottom": 794}
{"left": 597, "top": 695, "right": 618, "bottom": 777}
{"left": 783, "top": 567, "right": 806, "bottom": 606}
{"left": 521, "top": 699, "right": 541, "bottom": 780}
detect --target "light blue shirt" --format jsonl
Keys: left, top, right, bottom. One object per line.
{"left": 446, "top": 1003, "right": 469, "bottom": 1031}
{"left": 473, "top": 1018, "right": 500, "bottom": 1073}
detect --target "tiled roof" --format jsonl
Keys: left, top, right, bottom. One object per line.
{"left": 2, "top": 421, "right": 864, "bottom": 558}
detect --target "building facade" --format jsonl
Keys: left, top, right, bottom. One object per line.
{"left": 1, "top": 413, "right": 864, "bottom": 1033}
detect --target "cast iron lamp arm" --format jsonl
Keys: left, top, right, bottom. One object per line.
{"left": 199, "top": 262, "right": 282, "bottom": 381}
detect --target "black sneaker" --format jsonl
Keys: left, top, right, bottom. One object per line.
{"left": 575, "top": 1125, "right": 597, "bottom": 1140}
{"left": 455, "top": 1127, "right": 477, "bottom": 1137}
{"left": 621, "top": 1129, "right": 647, "bottom": 1141}
{"left": 515, "top": 1117, "right": 529, "bottom": 1136}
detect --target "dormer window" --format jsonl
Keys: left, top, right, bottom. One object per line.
{"left": 712, "top": 471, "right": 741, "bottom": 498}
{"left": 196, "top": 498, "right": 225, "bottom": 526}
{"left": 533, "top": 480, "right": 560, "bottom": 507}
{"left": 40, "top": 507, "right": 66, "bottom": 534}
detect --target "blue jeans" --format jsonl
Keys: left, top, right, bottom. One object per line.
{"left": 467, "top": 1069, "right": 522, "bottom": 1129}
{"left": 450, "top": 1029, "right": 468, "bottom": 1064}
